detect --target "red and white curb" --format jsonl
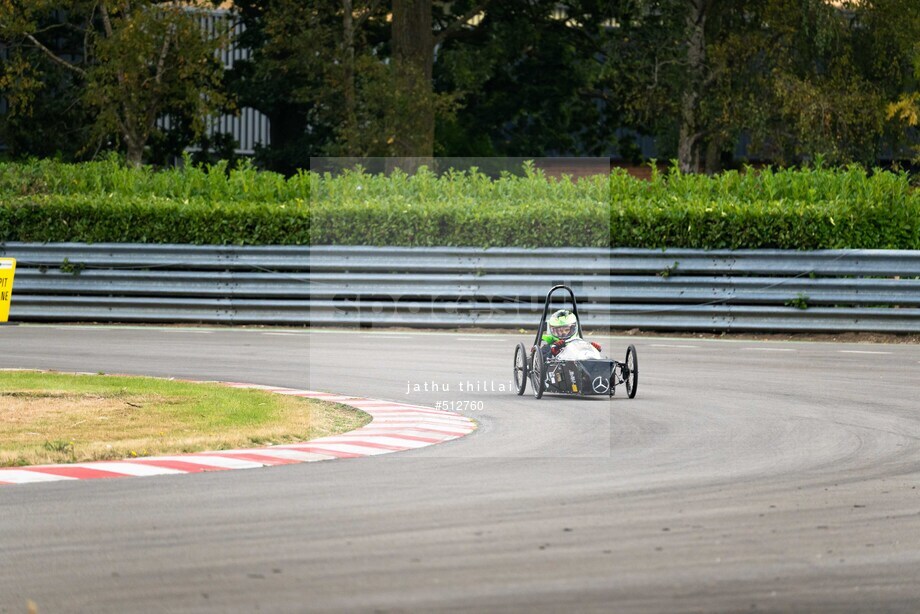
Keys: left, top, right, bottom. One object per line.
{"left": 0, "top": 383, "right": 477, "bottom": 486}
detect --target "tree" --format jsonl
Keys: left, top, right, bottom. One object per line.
{"left": 435, "top": 1, "right": 623, "bottom": 157}
{"left": 607, "top": 0, "right": 920, "bottom": 172}
{"left": 0, "top": 46, "right": 91, "bottom": 158}
{"left": 235, "top": 0, "right": 487, "bottom": 171}
{"left": 885, "top": 52, "right": 920, "bottom": 129}
{"left": 230, "top": 0, "right": 393, "bottom": 171}
{"left": 862, "top": 0, "right": 920, "bottom": 160}
{"left": 389, "top": 0, "right": 488, "bottom": 168}
{"left": 717, "top": 0, "right": 919, "bottom": 167}
{"left": 676, "top": 0, "right": 710, "bottom": 173}
{"left": 210, "top": 0, "right": 920, "bottom": 170}
{"left": 390, "top": 0, "right": 434, "bottom": 167}
{"left": 0, "top": 0, "right": 229, "bottom": 165}
{"left": 226, "top": 0, "right": 322, "bottom": 174}
{"left": 0, "top": 3, "right": 92, "bottom": 159}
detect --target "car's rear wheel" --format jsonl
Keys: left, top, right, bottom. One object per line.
{"left": 530, "top": 349, "right": 545, "bottom": 399}
{"left": 625, "top": 344, "right": 638, "bottom": 399}
{"left": 513, "top": 342, "right": 528, "bottom": 396}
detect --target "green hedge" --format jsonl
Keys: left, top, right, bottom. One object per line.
{"left": 0, "top": 156, "right": 309, "bottom": 202}
{"left": 1, "top": 195, "right": 311, "bottom": 245}
{"left": 609, "top": 165, "right": 920, "bottom": 249}
{"left": 0, "top": 159, "right": 917, "bottom": 248}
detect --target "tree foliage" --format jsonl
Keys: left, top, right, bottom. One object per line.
{"left": 435, "top": 1, "right": 622, "bottom": 157}
{"left": 0, "top": 0, "right": 229, "bottom": 165}
{"left": 629, "top": 0, "right": 919, "bottom": 171}
{"left": 1, "top": 0, "right": 917, "bottom": 171}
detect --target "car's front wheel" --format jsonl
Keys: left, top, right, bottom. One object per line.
{"left": 531, "top": 349, "right": 545, "bottom": 399}
{"left": 513, "top": 342, "right": 528, "bottom": 396}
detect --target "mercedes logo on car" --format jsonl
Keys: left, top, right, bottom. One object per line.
{"left": 592, "top": 376, "right": 610, "bottom": 393}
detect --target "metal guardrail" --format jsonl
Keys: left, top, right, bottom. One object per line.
{"left": 9, "top": 244, "right": 920, "bottom": 275}
{"left": 2, "top": 243, "right": 919, "bottom": 332}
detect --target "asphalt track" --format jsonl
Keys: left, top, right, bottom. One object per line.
{"left": 1, "top": 325, "right": 919, "bottom": 613}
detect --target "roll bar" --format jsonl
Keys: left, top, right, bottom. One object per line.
{"left": 533, "top": 284, "right": 583, "bottom": 346}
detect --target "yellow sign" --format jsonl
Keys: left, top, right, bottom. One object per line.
{"left": 0, "top": 258, "right": 15, "bottom": 323}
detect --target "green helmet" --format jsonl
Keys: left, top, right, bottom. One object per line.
{"left": 547, "top": 309, "right": 578, "bottom": 340}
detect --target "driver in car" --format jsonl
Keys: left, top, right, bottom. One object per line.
{"left": 541, "top": 310, "right": 601, "bottom": 357}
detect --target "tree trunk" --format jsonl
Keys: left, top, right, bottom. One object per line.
{"left": 341, "top": 0, "right": 357, "bottom": 155}
{"left": 678, "top": 90, "right": 701, "bottom": 174}
{"left": 122, "top": 114, "right": 144, "bottom": 167}
{"left": 271, "top": 102, "right": 310, "bottom": 175}
{"left": 678, "top": 0, "right": 708, "bottom": 174}
{"left": 704, "top": 138, "right": 722, "bottom": 174}
{"left": 125, "top": 142, "right": 144, "bottom": 167}
{"left": 390, "top": 0, "right": 434, "bottom": 173}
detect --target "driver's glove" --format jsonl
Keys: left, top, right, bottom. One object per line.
{"left": 550, "top": 339, "right": 565, "bottom": 356}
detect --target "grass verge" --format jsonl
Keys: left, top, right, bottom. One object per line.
{"left": 0, "top": 371, "right": 370, "bottom": 467}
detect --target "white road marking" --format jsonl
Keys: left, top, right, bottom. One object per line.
{"left": 364, "top": 334, "right": 413, "bottom": 339}
{"left": 295, "top": 442, "right": 391, "bottom": 455}
{"left": 839, "top": 350, "right": 891, "bottom": 355}
{"left": 74, "top": 462, "right": 184, "bottom": 476}
{"left": 263, "top": 332, "right": 306, "bottom": 336}
{"left": 144, "top": 455, "right": 265, "bottom": 469}
{"left": 320, "top": 436, "right": 430, "bottom": 449}
{"left": 221, "top": 449, "right": 335, "bottom": 462}
{"left": 159, "top": 329, "right": 212, "bottom": 334}
{"left": 0, "top": 470, "right": 76, "bottom": 484}
{"left": 742, "top": 347, "right": 797, "bottom": 352}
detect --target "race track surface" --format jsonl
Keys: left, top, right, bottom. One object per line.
{"left": 1, "top": 325, "right": 919, "bottom": 613}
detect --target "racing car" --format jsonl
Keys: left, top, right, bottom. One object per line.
{"left": 513, "top": 285, "right": 638, "bottom": 399}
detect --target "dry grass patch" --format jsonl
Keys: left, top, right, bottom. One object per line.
{"left": 0, "top": 371, "right": 370, "bottom": 466}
